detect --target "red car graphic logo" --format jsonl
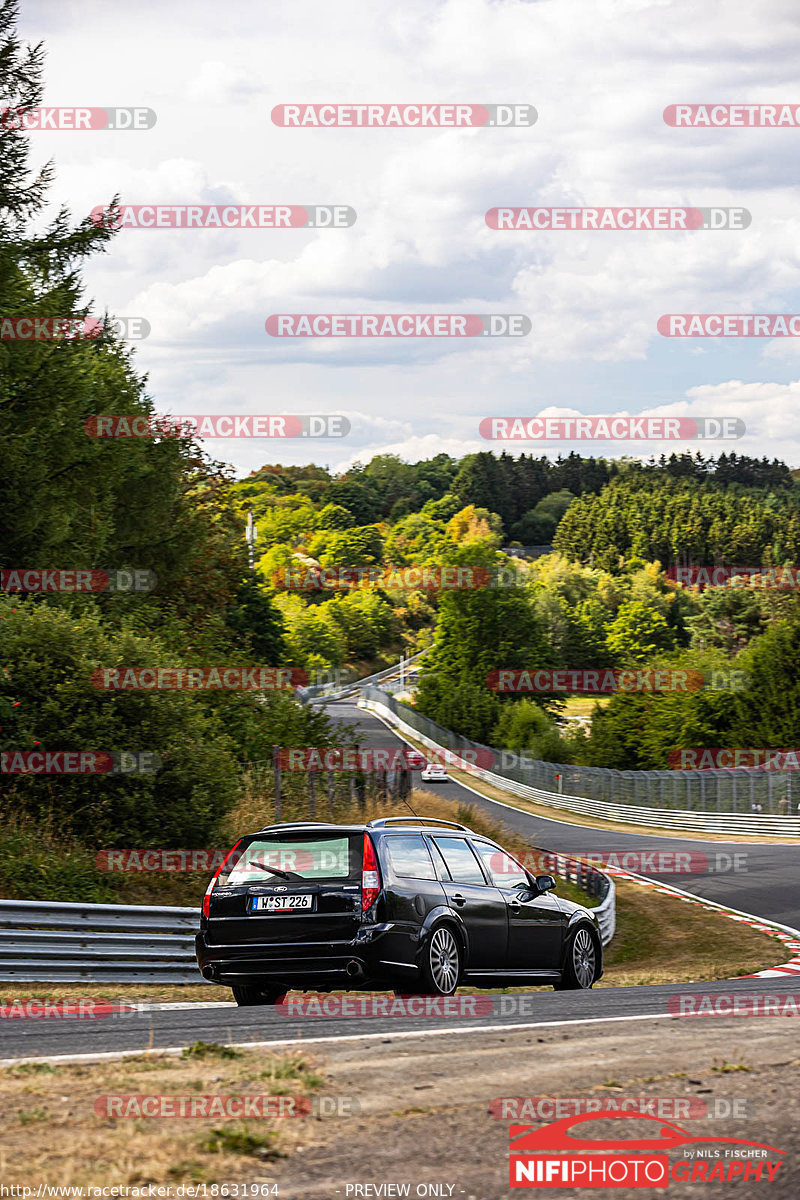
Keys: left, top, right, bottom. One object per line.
{"left": 510, "top": 1110, "right": 784, "bottom": 1155}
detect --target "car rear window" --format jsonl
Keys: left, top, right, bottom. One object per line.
{"left": 219, "top": 835, "right": 359, "bottom": 886}
{"left": 383, "top": 834, "right": 438, "bottom": 880}
{"left": 431, "top": 836, "right": 487, "bottom": 885}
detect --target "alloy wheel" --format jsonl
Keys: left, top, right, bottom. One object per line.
{"left": 572, "top": 927, "right": 596, "bottom": 988}
{"left": 429, "top": 926, "right": 459, "bottom": 993}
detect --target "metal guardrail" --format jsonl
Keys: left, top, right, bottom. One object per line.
{"left": 360, "top": 689, "right": 800, "bottom": 837}
{"left": 0, "top": 878, "right": 612, "bottom": 982}
{"left": 539, "top": 852, "right": 615, "bottom": 946}
{"left": 0, "top": 899, "right": 202, "bottom": 984}
{"left": 298, "top": 649, "right": 430, "bottom": 704}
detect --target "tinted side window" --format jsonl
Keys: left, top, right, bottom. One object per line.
{"left": 473, "top": 842, "right": 529, "bottom": 889}
{"left": 384, "top": 834, "right": 438, "bottom": 881}
{"left": 432, "top": 837, "right": 487, "bottom": 885}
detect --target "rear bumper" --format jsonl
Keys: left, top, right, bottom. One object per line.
{"left": 195, "top": 924, "right": 416, "bottom": 988}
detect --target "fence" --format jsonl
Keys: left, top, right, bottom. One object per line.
{"left": 239, "top": 755, "right": 414, "bottom": 824}
{"left": 307, "top": 650, "right": 800, "bottom": 818}
{"left": 360, "top": 689, "right": 800, "bottom": 836}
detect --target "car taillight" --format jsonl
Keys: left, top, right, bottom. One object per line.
{"left": 361, "top": 833, "right": 381, "bottom": 912}
{"left": 202, "top": 840, "right": 243, "bottom": 918}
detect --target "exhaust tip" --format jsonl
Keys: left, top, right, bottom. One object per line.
{"left": 346, "top": 959, "right": 365, "bottom": 978}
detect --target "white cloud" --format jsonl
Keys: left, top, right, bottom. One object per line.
{"left": 18, "top": 0, "right": 800, "bottom": 472}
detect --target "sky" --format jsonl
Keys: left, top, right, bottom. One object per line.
{"left": 18, "top": 0, "right": 800, "bottom": 477}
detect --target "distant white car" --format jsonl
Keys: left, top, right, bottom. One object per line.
{"left": 420, "top": 762, "right": 448, "bottom": 782}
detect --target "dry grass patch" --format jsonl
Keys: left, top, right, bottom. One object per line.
{"left": 597, "top": 876, "right": 783, "bottom": 986}
{"left": 0, "top": 1043, "right": 330, "bottom": 1187}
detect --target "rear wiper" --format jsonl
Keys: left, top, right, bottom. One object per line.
{"left": 250, "top": 863, "right": 303, "bottom": 881}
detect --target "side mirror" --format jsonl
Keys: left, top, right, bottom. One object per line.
{"left": 535, "top": 874, "right": 556, "bottom": 893}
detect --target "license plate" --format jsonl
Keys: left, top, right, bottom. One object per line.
{"left": 251, "top": 894, "right": 314, "bottom": 913}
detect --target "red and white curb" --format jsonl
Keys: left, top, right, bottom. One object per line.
{"left": 596, "top": 866, "right": 800, "bottom": 978}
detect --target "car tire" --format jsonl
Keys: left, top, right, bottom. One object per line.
{"left": 231, "top": 984, "right": 287, "bottom": 1006}
{"left": 418, "top": 924, "right": 462, "bottom": 995}
{"left": 554, "top": 925, "right": 598, "bottom": 990}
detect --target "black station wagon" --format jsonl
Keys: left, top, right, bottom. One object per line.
{"left": 195, "top": 817, "right": 603, "bottom": 1004}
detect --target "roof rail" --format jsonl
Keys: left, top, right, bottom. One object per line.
{"left": 367, "top": 817, "right": 469, "bottom": 831}
{"left": 256, "top": 822, "right": 338, "bottom": 832}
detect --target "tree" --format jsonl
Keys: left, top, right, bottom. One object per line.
{"left": 511, "top": 489, "right": 575, "bottom": 544}
{"left": 446, "top": 505, "right": 503, "bottom": 549}
{"left": 731, "top": 618, "right": 800, "bottom": 746}
{"left": 311, "top": 525, "right": 383, "bottom": 569}
{"left": 415, "top": 557, "right": 554, "bottom": 741}
{"left": 324, "top": 477, "right": 381, "bottom": 524}
{"left": 606, "top": 600, "right": 676, "bottom": 664}
{"left": 491, "top": 700, "right": 575, "bottom": 763}
{"left": 316, "top": 503, "right": 357, "bottom": 531}
{"left": 222, "top": 576, "right": 287, "bottom": 663}
{"left": 0, "top": 598, "right": 241, "bottom": 845}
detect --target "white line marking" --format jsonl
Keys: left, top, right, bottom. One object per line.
{"left": 0, "top": 1011, "right": 687, "bottom": 1067}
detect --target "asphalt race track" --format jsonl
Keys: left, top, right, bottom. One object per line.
{"left": 4, "top": 697, "right": 800, "bottom": 1065}
{"left": 3, "top": 978, "right": 800, "bottom": 1064}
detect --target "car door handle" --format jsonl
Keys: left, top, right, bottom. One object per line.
{"left": 451, "top": 893, "right": 467, "bottom": 907}
{"left": 507, "top": 899, "right": 521, "bottom": 911}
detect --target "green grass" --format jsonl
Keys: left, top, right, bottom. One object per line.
{"left": 181, "top": 1042, "right": 241, "bottom": 1061}
{"left": 200, "top": 1127, "right": 283, "bottom": 1158}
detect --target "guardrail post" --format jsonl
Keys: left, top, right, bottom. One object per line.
{"left": 272, "top": 744, "right": 282, "bottom": 822}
